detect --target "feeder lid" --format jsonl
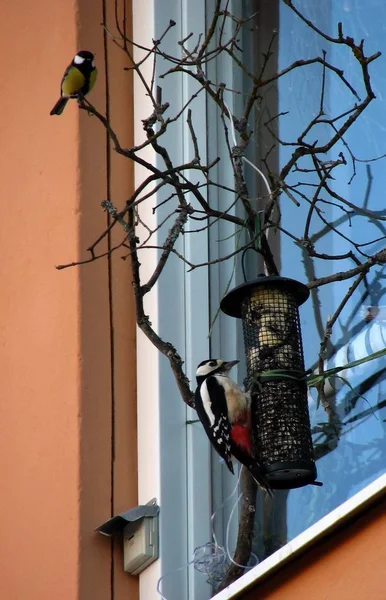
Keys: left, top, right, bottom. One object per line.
{"left": 220, "top": 274, "right": 310, "bottom": 318}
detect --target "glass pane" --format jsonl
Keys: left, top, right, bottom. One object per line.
{"left": 240, "top": 0, "right": 386, "bottom": 558}
{"left": 278, "top": 0, "right": 386, "bottom": 542}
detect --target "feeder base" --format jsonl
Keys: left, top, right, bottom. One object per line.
{"left": 265, "top": 461, "right": 318, "bottom": 490}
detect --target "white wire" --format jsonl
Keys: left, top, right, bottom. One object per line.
{"left": 157, "top": 558, "right": 196, "bottom": 600}
{"left": 156, "top": 466, "right": 258, "bottom": 599}
{"left": 225, "top": 489, "right": 259, "bottom": 569}
{"left": 222, "top": 98, "right": 272, "bottom": 276}
{"left": 210, "top": 462, "right": 242, "bottom": 547}
{"left": 157, "top": 467, "right": 240, "bottom": 600}
{"left": 222, "top": 98, "right": 273, "bottom": 203}
{"left": 225, "top": 490, "right": 243, "bottom": 566}
{"left": 242, "top": 156, "right": 273, "bottom": 203}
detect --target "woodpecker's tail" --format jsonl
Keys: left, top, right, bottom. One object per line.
{"left": 50, "top": 97, "right": 69, "bottom": 116}
{"left": 232, "top": 446, "right": 273, "bottom": 496}
{"left": 247, "top": 462, "right": 273, "bottom": 497}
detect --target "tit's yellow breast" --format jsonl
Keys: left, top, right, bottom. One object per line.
{"left": 61, "top": 66, "right": 86, "bottom": 97}
{"left": 88, "top": 68, "right": 97, "bottom": 93}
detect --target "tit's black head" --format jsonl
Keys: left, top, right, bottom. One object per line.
{"left": 73, "top": 51, "right": 95, "bottom": 66}
{"left": 76, "top": 50, "right": 94, "bottom": 60}
{"left": 195, "top": 359, "right": 239, "bottom": 383}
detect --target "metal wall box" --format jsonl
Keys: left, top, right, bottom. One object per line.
{"left": 123, "top": 514, "right": 159, "bottom": 575}
{"left": 96, "top": 500, "right": 159, "bottom": 575}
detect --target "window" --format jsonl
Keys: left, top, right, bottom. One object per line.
{"left": 241, "top": 0, "right": 386, "bottom": 561}
{"left": 133, "top": 1, "right": 386, "bottom": 598}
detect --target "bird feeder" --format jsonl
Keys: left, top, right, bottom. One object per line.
{"left": 221, "top": 275, "right": 317, "bottom": 489}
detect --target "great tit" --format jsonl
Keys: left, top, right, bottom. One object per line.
{"left": 50, "top": 50, "right": 97, "bottom": 116}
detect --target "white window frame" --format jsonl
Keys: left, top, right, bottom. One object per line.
{"left": 133, "top": 1, "right": 239, "bottom": 599}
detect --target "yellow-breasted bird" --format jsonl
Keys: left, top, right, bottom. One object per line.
{"left": 50, "top": 50, "right": 97, "bottom": 116}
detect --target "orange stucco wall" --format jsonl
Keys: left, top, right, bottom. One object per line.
{"left": 0, "top": 1, "right": 137, "bottom": 599}
{"left": 241, "top": 496, "right": 386, "bottom": 600}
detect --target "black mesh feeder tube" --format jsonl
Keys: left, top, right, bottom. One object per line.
{"left": 220, "top": 275, "right": 317, "bottom": 489}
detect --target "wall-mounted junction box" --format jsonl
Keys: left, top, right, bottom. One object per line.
{"left": 123, "top": 511, "right": 159, "bottom": 574}
{"left": 96, "top": 499, "right": 159, "bottom": 576}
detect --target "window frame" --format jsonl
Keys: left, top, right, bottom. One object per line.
{"left": 133, "top": 1, "right": 235, "bottom": 599}
{"left": 133, "top": 1, "right": 386, "bottom": 599}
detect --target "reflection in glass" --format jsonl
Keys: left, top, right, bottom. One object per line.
{"left": 243, "top": 0, "right": 386, "bottom": 560}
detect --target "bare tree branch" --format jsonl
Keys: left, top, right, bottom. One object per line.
{"left": 58, "top": 1, "right": 386, "bottom": 590}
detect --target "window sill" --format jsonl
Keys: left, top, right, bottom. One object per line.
{"left": 213, "top": 473, "right": 386, "bottom": 599}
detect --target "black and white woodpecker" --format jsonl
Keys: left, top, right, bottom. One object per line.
{"left": 195, "top": 359, "right": 271, "bottom": 493}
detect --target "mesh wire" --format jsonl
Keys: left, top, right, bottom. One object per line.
{"left": 241, "top": 285, "right": 315, "bottom": 474}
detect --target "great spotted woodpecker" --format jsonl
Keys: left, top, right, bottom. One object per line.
{"left": 195, "top": 359, "right": 271, "bottom": 493}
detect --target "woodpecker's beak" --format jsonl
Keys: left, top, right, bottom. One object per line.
{"left": 222, "top": 360, "right": 239, "bottom": 372}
